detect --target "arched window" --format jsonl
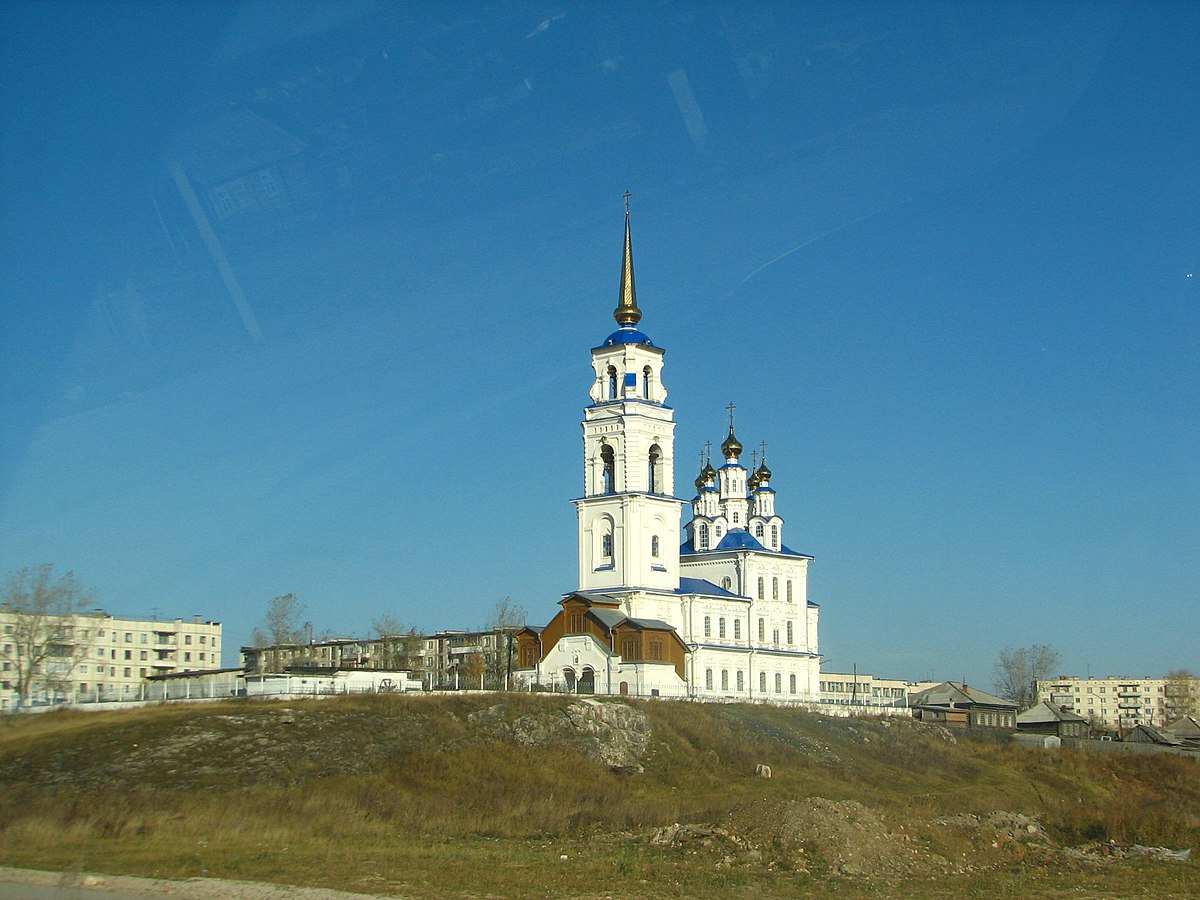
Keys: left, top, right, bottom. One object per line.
{"left": 703, "top": 616, "right": 711, "bottom": 638}
{"left": 721, "top": 670, "right": 729, "bottom": 690}
{"left": 721, "top": 576, "right": 731, "bottom": 591}
{"left": 698, "top": 523, "right": 709, "bottom": 550}
{"left": 755, "top": 523, "right": 764, "bottom": 539}
{"left": 733, "top": 620, "right": 741, "bottom": 640}
{"left": 772, "top": 577, "right": 779, "bottom": 600}
{"left": 786, "top": 621, "right": 793, "bottom": 644}
{"left": 651, "top": 535, "right": 660, "bottom": 558}
{"left": 758, "top": 618, "right": 765, "bottom": 641}
{"left": 759, "top": 671, "right": 767, "bottom": 692}
{"left": 718, "top": 618, "right": 726, "bottom": 639}
{"left": 775, "top": 672, "right": 782, "bottom": 693}
{"left": 732, "top": 511, "right": 739, "bottom": 524}
{"left": 736, "top": 671, "right": 744, "bottom": 691}
{"left": 789, "top": 674, "right": 796, "bottom": 694}
{"left": 771, "top": 524, "right": 779, "bottom": 548}
{"left": 601, "top": 444, "right": 615, "bottom": 494}
{"left": 705, "top": 668, "right": 713, "bottom": 689}
{"left": 643, "top": 365, "right": 652, "bottom": 399}
{"left": 757, "top": 577, "right": 764, "bottom": 600}
{"left": 607, "top": 365, "right": 617, "bottom": 399}
{"left": 773, "top": 628, "right": 779, "bottom": 647}
{"left": 648, "top": 444, "right": 661, "bottom": 493}
{"left": 787, "top": 581, "right": 793, "bottom": 603}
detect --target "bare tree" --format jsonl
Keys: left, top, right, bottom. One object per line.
{"left": 485, "top": 596, "right": 527, "bottom": 690}
{"left": 372, "top": 615, "right": 420, "bottom": 670}
{"left": 1, "top": 564, "right": 93, "bottom": 708}
{"left": 993, "top": 644, "right": 1060, "bottom": 710}
{"left": 261, "top": 593, "right": 307, "bottom": 645}
{"left": 1164, "top": 668, "right": 1199, "bottom": 720}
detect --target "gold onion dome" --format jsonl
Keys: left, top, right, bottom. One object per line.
{"left": 756, "top": 460, "right": 772, "bottom": 483}
{"left": 721, "top": 427, "right": 743, "bottom": 460}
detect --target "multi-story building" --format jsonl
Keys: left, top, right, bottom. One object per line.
{"left": 241, "top": 629, "right": 518, "bottom": 691}
{"left": 1, "top": 611, "right": 223, "bottom": 711}
{"left": 1037, "top": 674, "right": 1199, "bottom": 731}
{"left": 819, "top": 672, "right": 910, "bottom": 708}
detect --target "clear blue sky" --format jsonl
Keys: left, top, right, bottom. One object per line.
{"left": 2, "top": 2, "right": 1196, "bottom": 686}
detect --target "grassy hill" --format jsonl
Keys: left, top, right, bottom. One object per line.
{"left": 0, "top": 693, "right": 1196, "bottom": 898}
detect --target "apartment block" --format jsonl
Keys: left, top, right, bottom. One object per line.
{"left": 1037, "top": 674, "right": 1199, "bottom": 731}
{"left": 819, "top": 672, "right": 910, "bottom": 708}
{"left": 1, "top": 611, "right": 223, "bottom": 711}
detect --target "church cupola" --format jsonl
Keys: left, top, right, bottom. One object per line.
{"left": 721, "top": 425, "right": 743, "bottom": 462}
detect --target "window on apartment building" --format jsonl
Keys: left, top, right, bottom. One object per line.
{"left": 718, "top": 618, "right": 726, "bottom": 638}
{"left": 721, "top": 670, "right": 729, "bottom": 690}
{"left": 123, "top": 668, "right": 131, "bottom": 677}
{"left": 706, "top": 669, "right": 713, "bottom": 690}
{"left": 185, "top": 635, "right": 192, "bottom": 645}
{"left": 140, "top": 668, "right": 147, "bottom": 676}
{"left": 124, "top": 650, "right": 131, "bottom": 660}
{"left": 199, "top": 652, "right": 206, "bottom": 661}
{"left": 124, "top": 633, "right": 132, "bottom": 642}
{"left": 97, "top": 629, "right": 104, "bottom": 637}
{"left": 736, "top": 671, "right": 744, "bottom": 691}
{"left": 140, "top": 633, "right": 147, "bottom": 643}
{"left": 184, "top": 652, "right": 191, "bottom": 662}
{"left": 139, "top": 651, "right": 147, "bottom": 660}
{"left": 733, "top": 620, "right": 741, "bottom": 640}
{"left": 200, "top": 635, "right": 207, "bottom": 644}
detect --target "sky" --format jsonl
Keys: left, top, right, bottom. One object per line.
{"left": 1, "top": 1, "right": 1196, "bottom": 686}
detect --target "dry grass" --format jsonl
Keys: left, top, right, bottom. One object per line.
{"left": 0, "top": 694, "right": 1196, "bottom": 897}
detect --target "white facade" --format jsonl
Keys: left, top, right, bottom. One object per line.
{"left": 526, "top": 204, "right": 822, "bottom": 702}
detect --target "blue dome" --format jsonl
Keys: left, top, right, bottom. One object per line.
{"left": 602, "top": 326, "right": 655, "bottom": 347}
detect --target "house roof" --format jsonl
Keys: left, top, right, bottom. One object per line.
{"left": 909, "top": 681, "right": 1018, "bottom": 710}
{"left": 1165, "top": 715, "right": 1200, "bottom": 739}
{"left": 1126, "top": 724, "right": 1183, "bottom": 746}
{"left": 1016, "top": 701, "right": 1090, "bottom": 725}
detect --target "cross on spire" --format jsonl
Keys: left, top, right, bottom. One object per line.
{"left": 726, "top": 400, "right": 736, "bottom": 431}
{"left": 624, "top": 190, "right": 631, "bottom": 216}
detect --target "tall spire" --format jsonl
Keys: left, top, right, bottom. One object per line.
{"left": 614, "top": 191, "right": 642, "bottom": 327}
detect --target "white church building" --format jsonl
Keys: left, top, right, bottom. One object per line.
{"left": 514, "top": 203, "right": 820, "bottom": 701}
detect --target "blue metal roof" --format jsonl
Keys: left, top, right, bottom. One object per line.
{"left": 715, "top": 528, "right": 766, "bottom": 551}
{"left": 676, "top": 577, "right": 739, "bottom": 597}
{"left": 601, "top": 326, "right": 656, "bottom": 347}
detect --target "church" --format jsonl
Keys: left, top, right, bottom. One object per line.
{"left": 513, "top": 204, "right": 820, "bottom": 701}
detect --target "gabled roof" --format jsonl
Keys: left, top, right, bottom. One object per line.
{"left": 561, "top": 590, "right": 621, "bottom": 608}
{"left": 910, "top": 681, "right": 1018, "bottom": 710}
{"left": 1165, "top": 715, "right": 1200, "bottom": 739}
{"left": 1125, "top": 724, "right": 1183, "bottom": 746}
{"left": 587, "top": 608, "right": 626, "bottom": 630}
{"left": 1017, "top": 701, "right": 1090, "bottom": 724}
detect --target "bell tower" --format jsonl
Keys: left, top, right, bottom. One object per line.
{"left": 574, "top": 198, "right": 684, "bottom": 592}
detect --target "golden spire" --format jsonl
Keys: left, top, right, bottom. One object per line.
{"left": 614, "top": 191, "right": 642, "bottom": 327}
